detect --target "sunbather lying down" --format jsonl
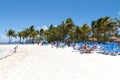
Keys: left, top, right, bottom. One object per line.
{"left": 14, "top": 46, "right": 18, "bottom": 53}
{"left": 80, "top": 45, "right": 97, "bottom": 53}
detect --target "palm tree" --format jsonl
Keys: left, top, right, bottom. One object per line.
{"left": 31, "top": 30, "right": 38, "bottom": 43}
{"left": 59, "top": 21, "right": 67, "bottom": 42}
{"left": 81, "top": 24, "right": 91, "bottom": 41}
{"left": 7, "top": 29, "right": 16, "bottom": 43}
{"left": 95, "top": 17, "right": 104, "bottom": 42}
{"left": 39, "top": 28, "right": 44, "bottom": 41}
{"left": 115, "top": 18, "right": 120, "bottom": 27}
{"left": 101, "top": 16, "right": 111, "bottom": 42}
{"left": 23, "top": 28, "right": 30, "bottom": 43}
{"left": 101, "top": 17, "right": 117, "bottom": 41}
{"left": 115, "top": 18, "right": 120, "bottom": 38}
{"left": 29, "top": 25, "right": 35, "bottom": 32}
{"left": 94, "top": 17, "right": 112, "bottom": 42}
{"left": 66, "top": 18, "right": 75, "bottom": 29}
{"left": 74, "top": 26, "right": 82, "bottom": 42}
{"left": 91, "top": 21, "right": 97, "bottom": 42}
{"left": 65, "top": 18, "right": 75, "bottom": 42}
{"left": 28, "top": 25, "right": 35, "bottom": 42}
{"left": 44, "top": 30, "right": 50, "bottom": 42}
{"left": 18, "top": 31, "right": 23, "bottom": 43}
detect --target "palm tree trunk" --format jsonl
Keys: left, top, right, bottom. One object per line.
{"left": 93, "top": 30, "right": 94, "bottom": 42}
{"left": 97, "top": 30, "right": 99, "bottom": 42}
{"left": 20, "top": 37, "right": 21, "bottom": 43}
{"left": 9, "top": 36, "right": 10, "bottom": 43}
{"left": 104, "top": 30, "right": 106, "bottom": 42}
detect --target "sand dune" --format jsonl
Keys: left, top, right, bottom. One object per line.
{"left": 0, "top": 44, "right": 120, "bottom": 80}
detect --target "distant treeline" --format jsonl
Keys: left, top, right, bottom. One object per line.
{"left": 6, "top": 17, "right": 120, "bottom": 43}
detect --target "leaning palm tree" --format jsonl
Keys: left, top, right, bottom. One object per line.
{"left": 6, "top": 29, "right": 16, "bottom": 43}
{"left": 94, "top": 16, "right": 112, "bottom": 42}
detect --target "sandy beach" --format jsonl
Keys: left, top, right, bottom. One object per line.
{"left": 0, "top": 44, "right": 120, "bottom": 80}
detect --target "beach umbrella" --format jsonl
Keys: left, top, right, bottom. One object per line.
{"left": 109, "top": 36, "right": 117, "bottom": 40}
{"left": 115, "top": 38, "right": 120, "bottom": 42}
{"left": 89, "top": 37, "right": 97, "bottom": 41}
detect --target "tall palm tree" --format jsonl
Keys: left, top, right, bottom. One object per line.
{"left": 101, "top": 16, "right": 111, "bottom": 42}
{"left": 7, "top": 29, "right": 16, "bottom": 43}
{"left": 44, "top": 30, "right": 50, "bottom": 42}
{"left": 95, "top": 17, "right": 104, "bottom": 42}
{"left": 29, "top": 25, "right": 35, "bottom": 32}
{"left": 66, "top": 18, "right": 75, "bottom": 29}
{"left": 94, "top": 17, "right": 112, "bottom": 42}
{"left": 65, "top": 18, "right": 75, "bottom": 42}
{"left": 40, "top": 29, "right": 44, "bottom": 35}
{"left": 91, "top": 21, "right": 97, "bottom": 42}
{"left": 81, "top": 24, "right": 91, "bottom": 41}
{"left": 60, "top": 21, "right": 67, "bottom": 42}
{"left": 18, "top": 31, "right": 23, "bottom": 43}
{"left": 29, "top": 25, "right": 35, "bottom": 42}
{"left": 74, "top": 26, "right": 82, "bottom": 42}
{"left": 31, "top": 30, "right": 38, "bottom": 43}
{"left": 115, "top": 18, "right": 120, "bottom": 27}
{"left": 23, "top": 28, "right": 30, "bottom": 43}
{"left": 101, "top": 17, "right": 117, "bottom": 41}
{"left": 115, "top": 18, "right": 120, "bottom": 38}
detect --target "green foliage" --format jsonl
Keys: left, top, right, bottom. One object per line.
{"left": 7, "top": 29, "right": 16, "bottom": 43}
{"left": 6, "top": 17, "right": 120, "bottom": 43}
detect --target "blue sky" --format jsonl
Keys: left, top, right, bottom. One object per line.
{"left": 0, "top": 0, "right": 120, "bottom": 42}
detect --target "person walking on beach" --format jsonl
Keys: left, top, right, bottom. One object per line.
{"left": 14, "top": 46, "right": 18, "bottom": 53}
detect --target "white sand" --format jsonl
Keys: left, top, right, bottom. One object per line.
{"left": 0, "top": 44, "right": 120, "bottom": 80}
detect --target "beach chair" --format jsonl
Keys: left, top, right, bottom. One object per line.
{"left": 79, "top": 44, "right": 96, "bottom": 54}
{"left": 72, "top": 44, "right": 81, "bottom": 52}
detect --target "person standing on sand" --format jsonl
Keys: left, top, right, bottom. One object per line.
{"left": 56, "top": 42, "right": 59, "bottom": 48}
{"left": 51, "top": 42, "right": 53, "bottom": 48}
{"left": 119, "top": 41, "right": 120, "bottom": 48}
{"left": 37, "top": 42, "right": 40, "bottom": 46}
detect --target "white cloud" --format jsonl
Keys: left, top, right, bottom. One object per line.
{"left": 36, "top": 25, "right": 48, "bottom": 30}
{"left": 53, "top": 25, "right": 57, "bottom": 27}
{"left": 36, "top": 25, "right": 57, "bottom": 31}
{"left": 41, "top": 25, "right": 48, "bottom": 30}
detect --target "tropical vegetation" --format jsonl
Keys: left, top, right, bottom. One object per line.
{"left": 6, "top": 17, "right": 120, "bottom": 43}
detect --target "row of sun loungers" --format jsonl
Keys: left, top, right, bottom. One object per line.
{"left": 72, "top": 43, "right": 120, "bottom": 56}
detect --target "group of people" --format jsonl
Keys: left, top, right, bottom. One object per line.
{"left": 73, "top": 43, "right": 103, "bottom": 53}
{"left": 80, "top": 44, "right": 97, "bottom": 53}
{"left": 50, "top": 42, "right": 65, "bottom": 48}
